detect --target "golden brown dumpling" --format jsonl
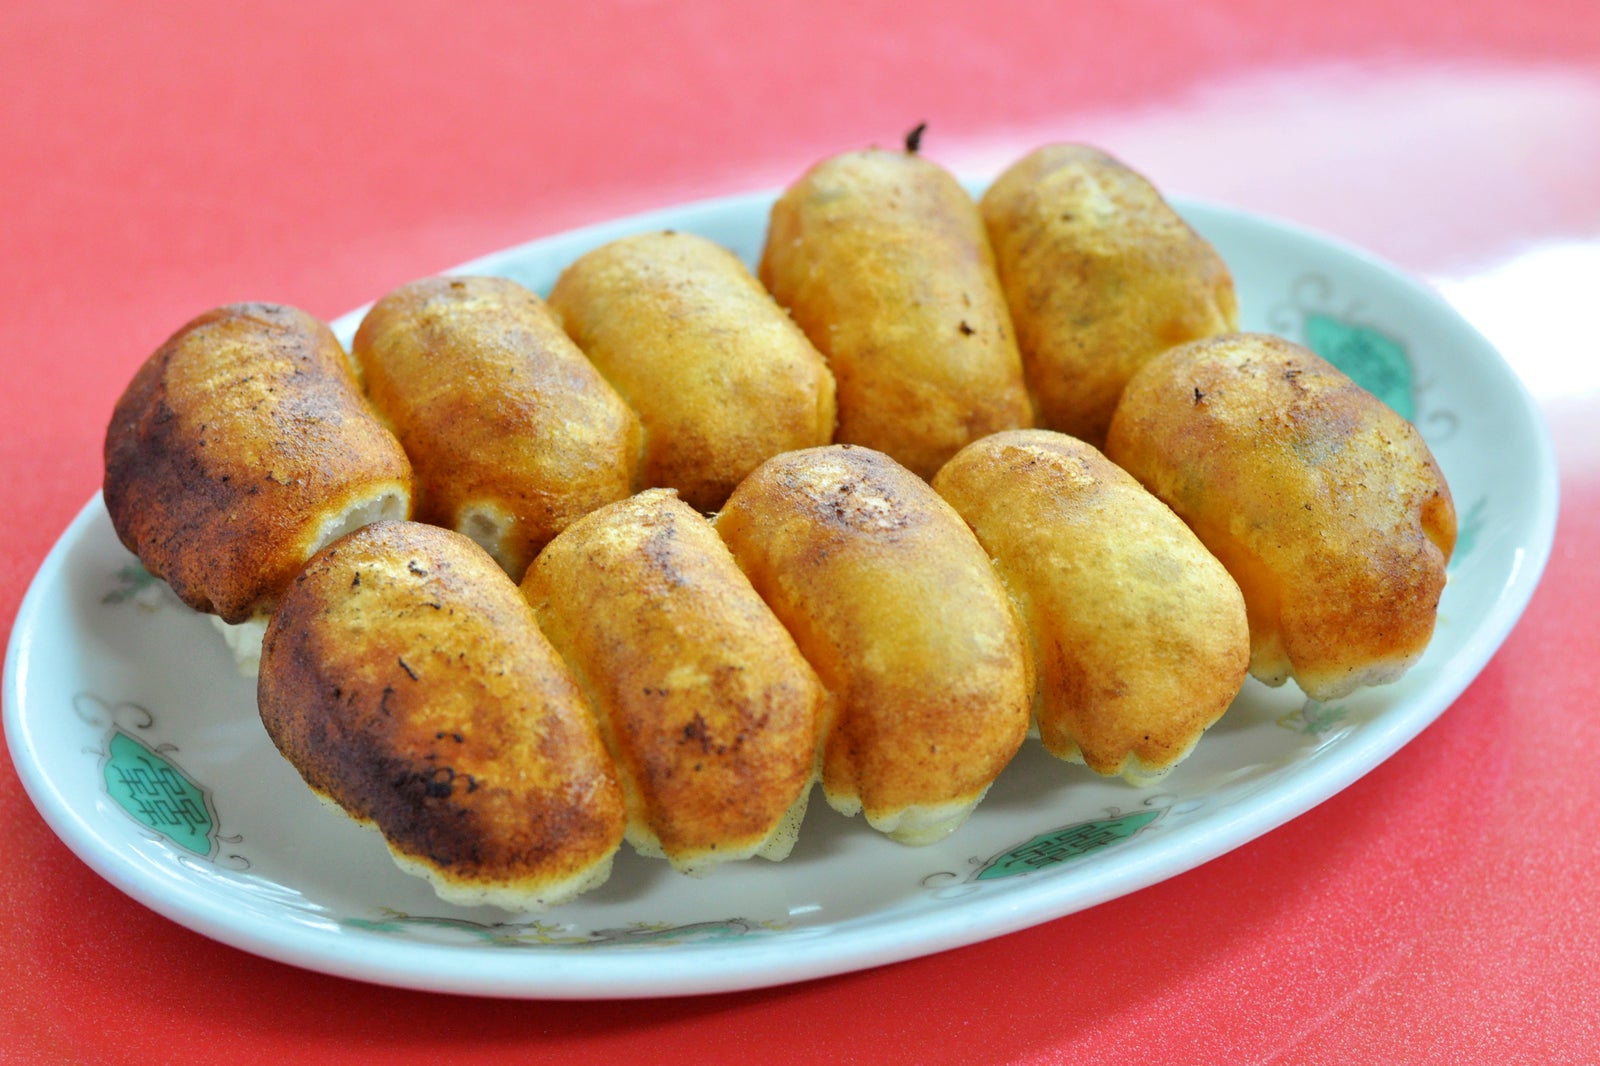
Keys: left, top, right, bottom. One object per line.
{"left": 522, "top": 488, "right": 824, "bottom": 874}
{"left": 548, "top": 231, "right": 836, "bottom": 511}
{"left": 1105, "top": 332, "right": 1456, "bottom": 701}
{"left": 257, "top": 520, "right": 626, "bottom": 910}
{"left": 715, "top": 445, "right": 1032, "bottom": 844}
{"left": 351, "top": 275, "right": 641, "bottom": 580}
{"left": 760, "top": 145, "right": 1033, "bottom": 478}
{"left": 981, "top": 144, "right": 1238, "bottom": 447}
{"left": 933, "top": 429, "right": 1249, "bottom": 782}
{"left": 103, "top": 302, "right": 413, "bottom": 624}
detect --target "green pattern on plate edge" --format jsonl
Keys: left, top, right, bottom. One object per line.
{"left": 1303, "top": 313, "right": 1415, "bottom": 420}
{"left": 77, "top": 691, "right": 236, "bottom": 863}
{"left": 102, "top": 729, "right": 217, "bottom": 856}
{"left": 974, "top": 809, "right": 1162, "bottom": 880}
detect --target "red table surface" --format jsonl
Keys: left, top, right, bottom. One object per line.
{"left": 4, "top": 3, "right": 1598, "bottom": 1063}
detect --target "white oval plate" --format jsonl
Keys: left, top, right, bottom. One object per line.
{"left": 4, "top": 190, "right": 1558, "bottom": 999}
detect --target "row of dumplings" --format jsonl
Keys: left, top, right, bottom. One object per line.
{"left": 102, "top": 140, "right": 1456, "bottom": 909}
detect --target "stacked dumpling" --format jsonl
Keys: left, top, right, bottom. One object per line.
{"left": 103, "top": 302, "right": 415, "bottom": 661}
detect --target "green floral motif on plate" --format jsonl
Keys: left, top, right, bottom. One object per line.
{"left": 102, "top": 729, "right": 217, "bottom": 857}
{"left": 1303, "top": 314, "right": 1415, "bottom": 420}
{"left": 974, "top": 809, "right": 1161, "bottom": 880}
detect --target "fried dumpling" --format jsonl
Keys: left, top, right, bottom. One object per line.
{"left": 257, "top": 520, "right": 627, "bottom": 910}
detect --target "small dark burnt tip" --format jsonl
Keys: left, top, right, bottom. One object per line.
{"left": 904, "top": 122, "right": 928, "bottom": 154}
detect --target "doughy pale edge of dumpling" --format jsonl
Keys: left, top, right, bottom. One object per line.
{"left": 389, "top": 849, "right": 617, "bottom": 913}
{"left": 210, "top": 614, "right": 268, "bottom": 678}
{"left": 825, "top": 784, "right": 993, "bottom": 848}
{"left": 456, "top": 500, "right": 519, "bottom": 577}
{"left": 625, "top": 783, "right": 815, "bottom": 876}
{"left": 207, "top": 486, "right": 412, "bottom": 678}
{"left": 1040, "top": 727, "right": 1204, "bottom": 788}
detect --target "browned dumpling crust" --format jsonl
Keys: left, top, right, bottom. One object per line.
{"left": 351, "top": 275, "right": 641, "bottom": 580}
{"left": 521, "top": 488, "right": 824, "bottom": 874}
{"left": 1105, "top": 332, "right": 1457, "bottom": 701}
{"left": 933, "top": 429, "right": 1249, "bottom": 782}
{"left": 547, "top": 231, "right": 837, "bottom": 512}
{"left": 759, "top": 147, "right": 1034, "bottom": 479}
{"left": 103, "top": 303, "right": 414, "bottom": 624}
{"left": 714, "top": 445, "right": 1032, "bottom": 845}
{"left": 981, "top": 144, "right": 1238, "bottom": 447}
{"left": 257, "top": 520, "right": 626, "bottom": 910}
